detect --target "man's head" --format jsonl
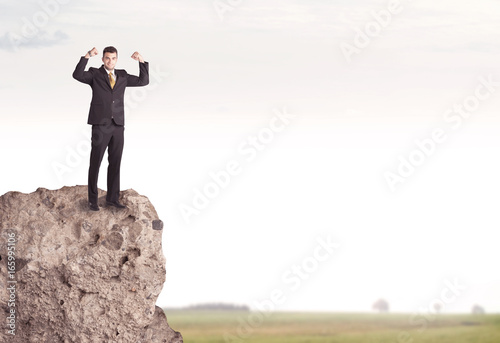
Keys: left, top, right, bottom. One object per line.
{"left": 102, "top": 46, "right": 118, "bottom": 71}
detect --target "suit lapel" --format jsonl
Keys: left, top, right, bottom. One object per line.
{"left": 100, "top": 66, "right": 110, "bottom": 89}
{"left": 114, "top": 71, "right": 122, "bottom": 87}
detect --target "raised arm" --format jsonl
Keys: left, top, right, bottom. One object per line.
{"left": 72, "top": 47, "right": 98, "bottom": 84}
{"left": 127, "top": 51, "right": 149, "bottom": 87}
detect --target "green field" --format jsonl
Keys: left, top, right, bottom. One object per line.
{"left": 164, "top": 310, "right": 500, "bottom": 343}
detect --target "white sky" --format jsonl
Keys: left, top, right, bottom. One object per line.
{"left": 1, "top": 0, "right": 500, "bottom": 314}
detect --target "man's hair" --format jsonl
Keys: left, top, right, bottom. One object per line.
{"left": 103, "top": 46, "right": 118, "bottom": 56}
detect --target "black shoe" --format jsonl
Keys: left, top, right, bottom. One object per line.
{"left": 106, "top": 201, "right": 126, "bottom": 209}
{"left": 89, "top": 202, "right": 100, "bottom": 211}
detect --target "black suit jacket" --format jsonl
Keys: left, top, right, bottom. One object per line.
{"left": 72, "top": 57, "right": 149, "bottom": 126}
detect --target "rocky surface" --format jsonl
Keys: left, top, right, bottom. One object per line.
{"left": 0, "top": 186, "right": 182, "bottom": 343}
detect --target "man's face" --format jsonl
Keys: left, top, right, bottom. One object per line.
{"left": 102, "top": 52, "right": 117, "bottom": 71}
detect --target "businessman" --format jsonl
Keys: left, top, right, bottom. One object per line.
{"left": 73, "top": 46, "right": 149, "bottom": 211}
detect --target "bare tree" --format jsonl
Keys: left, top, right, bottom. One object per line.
{"left": 433, "top": 302, "right": 442, "bottom": 314}
{"left": 372, "top": 298, "right": 389, "bottom": 313}
{"left": 472, "top": 304, "right": 485, "bottom": 315}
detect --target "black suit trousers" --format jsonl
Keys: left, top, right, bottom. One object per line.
{"left": 88, "top": 121, "right": 124, "bottom": 204}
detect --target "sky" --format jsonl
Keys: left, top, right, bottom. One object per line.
{"left": 1, "top": 0, "right": 500, "bottom": 315}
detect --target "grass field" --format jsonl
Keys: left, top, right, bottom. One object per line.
{"left": 164, "top": 310, "right": 500, "bottom": 343}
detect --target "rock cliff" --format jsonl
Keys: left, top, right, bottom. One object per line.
{"left": 0, "top": 186, "right": 182, "bottom": 343}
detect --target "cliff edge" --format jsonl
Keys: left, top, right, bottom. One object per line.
{"left": 0, "top": 186, "right": 182, "bottom": 343}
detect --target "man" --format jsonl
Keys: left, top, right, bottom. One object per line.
{"left": 73, "top": 46, "right": 149, "bottom": 211}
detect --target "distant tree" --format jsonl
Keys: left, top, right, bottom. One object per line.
{"left": 472, "top": 304, "right": 485, "bottom": 315}
{"left": 372, "top": 298, "right": 389, "bottom": 313}
{"left": 433, "top": 302, "right": 442, "bottom": 314}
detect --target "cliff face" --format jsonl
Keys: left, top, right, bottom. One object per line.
{"left": 0, "top": 186, "right": 182, "bottom": 343}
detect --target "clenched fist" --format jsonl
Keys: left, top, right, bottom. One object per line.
{"left": 131, "top": 51, "right": 145, "bottom": 63}
{"left": 85, "top": 47, "right": 98, "bottom": 58}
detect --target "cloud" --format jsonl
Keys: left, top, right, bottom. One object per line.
{"left": 0, "top": 29, "right": 69, "bottom": 51}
